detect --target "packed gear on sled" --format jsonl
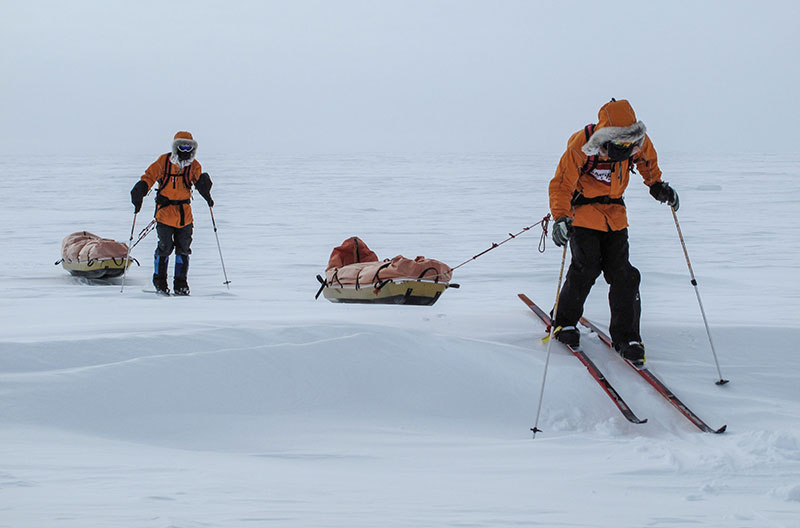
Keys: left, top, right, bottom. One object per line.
{"left": 316, "top": 237, "right": 458, "bottom": 306}
{"left": 56, "top": 231, "right": 137, "bottom": 279}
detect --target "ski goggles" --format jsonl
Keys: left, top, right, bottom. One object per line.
{"left": 176, "top": 144, "right": 195, "bottom": 152}
{"left": 611, "top": 140, "right": 636, "bottom": 148}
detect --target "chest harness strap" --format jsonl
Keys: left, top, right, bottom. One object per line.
{"left": 156, "top": 156, "right": 192, "bottom": 226}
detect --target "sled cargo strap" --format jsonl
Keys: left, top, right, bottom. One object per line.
{"left": 418, "top": 266, "right": 440, "bottom": 282}
{"left": 372, "top": 261, "right": 394, "bottom": 290}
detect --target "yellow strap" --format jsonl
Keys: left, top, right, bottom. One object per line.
{"left": 541, "top": 326, "right": 561, "bottom": 344}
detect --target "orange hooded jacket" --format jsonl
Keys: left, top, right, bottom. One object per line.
{"left": 548, "top": 100, "right": 663, "bottom": 231}
{"left": 139, "top": 132, "right": 203, "bottom": 228}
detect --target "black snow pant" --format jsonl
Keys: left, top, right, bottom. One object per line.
{"left": 553, "top": 226, "right": 642, "bottom": 347}
{"left": 155, "top": 222, "right": 193, "bottom": 257}
{"left": 154, "top": 222, "right": 193, "bottom": 278}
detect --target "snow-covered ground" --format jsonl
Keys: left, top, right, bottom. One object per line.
{"left": 1, "top": 152, "right": 798, "bottom": 527}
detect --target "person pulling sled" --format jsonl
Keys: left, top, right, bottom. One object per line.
{"left": 130, "top": 131, "right": 214, "bottom": 295}
{"left": 548, "top": 99, "right": 679, "bottom": 365}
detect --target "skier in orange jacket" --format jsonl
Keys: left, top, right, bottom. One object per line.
{"left": 548, "top": 99, "right": 679, "bottom": 364}
{"left": 130, "top": 131, "right": 214, "bottom": 295}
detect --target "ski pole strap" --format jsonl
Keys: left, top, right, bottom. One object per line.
{"left": 571, "top": 192, "right": 625, "bottom": 207}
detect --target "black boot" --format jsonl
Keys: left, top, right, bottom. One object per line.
{"left": 554, "top": 326, "right": 580, "bottom": 348}
{"left": 173, "top": 276, "right": 190, "bottom": 296}
{"left": 615, "top": 341, "right": 646, "bottom": 366}
{"left": 153, "top": 255, "right": 169, "bottom": 294}
{"left": 173, "top": 255, "right": 190, "bottom": 296}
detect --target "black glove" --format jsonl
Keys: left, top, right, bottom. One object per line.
{"left": 130, "top": 180, "right": 149, "bottom": 213}
{"left": 195, "top": 172, "right": 214, "bottom": 207}
{"left": 649, "top": 181, "right": 679, "bottom": 211}
{"left": 552, "top": 216, "right": 573, "bottom": 247}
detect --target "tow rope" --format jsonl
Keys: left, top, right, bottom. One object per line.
{"left": 450, "top": 213, "right": 552, "bottom": 272}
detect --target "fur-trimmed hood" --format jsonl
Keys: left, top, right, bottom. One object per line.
{"left": 582, "top": 99, "right": 647, "bottom": 156}
{"left": 171, "top": 131, "right": 198, "bottom": 168}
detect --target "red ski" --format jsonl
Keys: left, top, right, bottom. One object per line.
{"left": 579, "top": 316, "right": 727, "bottom": 434}
{"left": 518, "top": 294, "right": 647, "bottom": 424}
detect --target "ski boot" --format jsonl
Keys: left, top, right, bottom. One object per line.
{"left": 173, "top": 277, "right": 190, "bottom": 296}
{"left": 173, "top": 255, "right": 190, "bottom": 296}
{"left": 616, "top": 341, "right": 646, "bottom": 366}
{"left": 153, "top": 255, "right": 170, "bottom": 295}
{"left": 554, "top": 325, "right": 580, "bottom": 348}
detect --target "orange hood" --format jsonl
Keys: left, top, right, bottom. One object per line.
{"left": 171, "top": 130, "right": 198, "bottom": 167}
{"left": 582, "top": 99, "right": 647, "bottom": 156}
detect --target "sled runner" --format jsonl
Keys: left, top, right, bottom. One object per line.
{"left": 56, "top": 231, "right": 136, "bottom": 279}
{"left": 316, "top": 237, "right": 458, "bottom": 306}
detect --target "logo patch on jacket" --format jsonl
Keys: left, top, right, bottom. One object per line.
{"left": 590, "top": 168, "right": 612, "bottom": 184}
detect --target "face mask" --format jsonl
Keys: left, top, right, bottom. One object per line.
{"left": 605, "top": 141, "right": 635, "bottom": 162}
{"left": 177, "top": 150, "right": 194, "bottom": 161}
{"left": 176, "top": 143, "right": 195, "bottom": 161}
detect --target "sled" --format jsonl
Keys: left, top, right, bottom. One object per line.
{"left": 56, "top": 231, "right": 136, "bottom": 279}
{"left": 316, "top": 237, "right": 458, "bottom": 306}
{"left": 318, "top": 277, "right": 457, "bottom": 306}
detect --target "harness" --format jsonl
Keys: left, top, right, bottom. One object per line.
{"left": 155, "top": 155, "right": 192, "bottom": 226}
{"left": 571, "top": 192, "right": 625, "bottom": 207}
{"left": 573, "top": 123, "right": 633, "bottom": 208}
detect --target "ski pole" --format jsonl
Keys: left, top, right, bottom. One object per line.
{"left": 671, "top": 207, "right": 728, "bottom": 385}
{"left": 209, "top": 206, "right": 231, "bottom": 289}
{"left": 532, "top": 243, "right": 569, "bottom": 437}
{"left": 120, "top": 212, "right": 137, "bottom": 293}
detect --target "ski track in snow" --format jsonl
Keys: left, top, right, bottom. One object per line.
{"left": 0, "top": 153, "right": 799, "bottom": 527}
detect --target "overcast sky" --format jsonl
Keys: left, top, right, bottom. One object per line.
{"left": 1, "top": 0, "right": 798, "bottom": 156}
